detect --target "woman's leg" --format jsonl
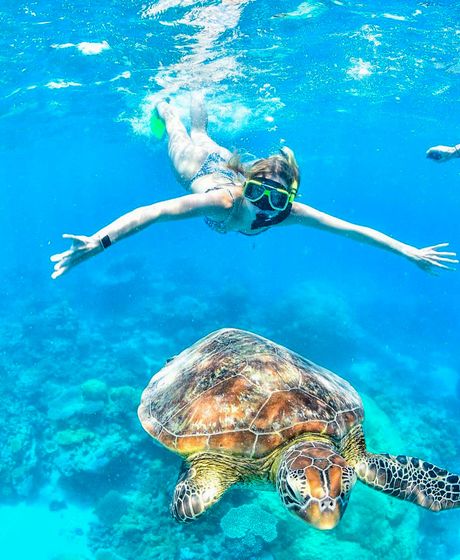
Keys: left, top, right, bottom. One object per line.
{"left": 156, "top": 101, "right": 207, "bottom": 186}
{"left": 189, "top": 92, "right": 232, "bottom": 160}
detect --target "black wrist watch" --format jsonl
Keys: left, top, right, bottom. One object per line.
{"left": 100, "top": 235, "right": 112, "bottom": 249}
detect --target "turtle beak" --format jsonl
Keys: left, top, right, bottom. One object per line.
{"left": 300, "top": 498, "right": 342, "bottom": 530}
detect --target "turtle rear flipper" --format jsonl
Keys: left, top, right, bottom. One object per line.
{"left": 341, "top": 425, "right": 460, "bottom": 511}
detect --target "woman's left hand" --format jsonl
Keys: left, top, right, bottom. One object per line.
{"left": 407, "top": 243, "right": 458, "bottom": 273}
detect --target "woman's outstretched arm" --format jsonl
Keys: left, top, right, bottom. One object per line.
{"left": 50, "top": 191, "right": 232, "bottom": 279}
{"left": 286, "top": 202, "right": 458, "bottom": 274}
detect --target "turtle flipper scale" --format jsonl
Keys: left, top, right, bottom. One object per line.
{"left": 356, "top": 453, "right": 460, "bottom": 511}
{"left": 171, "top": 454, "right": 240, "bottom": 522}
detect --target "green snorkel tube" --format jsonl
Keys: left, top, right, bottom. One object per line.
{"left": 280, "top": 146, "right": 299, "bottom": 201}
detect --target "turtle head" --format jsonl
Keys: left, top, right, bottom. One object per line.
{"left": 276, "top": 441, "right": 356, "bottom": 530}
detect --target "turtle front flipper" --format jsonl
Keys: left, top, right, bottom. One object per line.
{"left": 171, "top": 453, "right": 241, "bottom": 522}
{"left": 341, "top": 425, "right": 460, "bottom": 511}
{"left": 357, "top": 452, "right": 460, "bottom": 511}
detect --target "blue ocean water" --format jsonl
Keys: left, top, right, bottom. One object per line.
{"left": 1, "top": 0, "right": 459, "bottom": 558}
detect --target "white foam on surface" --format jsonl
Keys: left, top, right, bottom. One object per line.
{"left": 109, "top": 71, "right": 131, "bottom": 82}
{"left": 51, "top": 41, "right": 110, "bottom": 55}
{"left": 382, "top": 13, "right": 406, "bottom": 21}
{"left": 141, "top": 0, "right": 201, "bottom": 19}
{"left": 360, "top": 24, "right": 382, "bottom": 47}
{"left": 77, "top": 41, "right": 111, "bottom": 55}
{"left": 46, "top": 80, "right": 82, "bottom": 89}
{"left": 129, "top": 1, "right": 290, "bottom": 137}
{"left": 139, "top": 2, "right": 248, "bottom": 98}
{"left": 346, "top": 58, "right": 373, "bottom": 80}
{"left": 51, "top": 42, "right": 75, "bottom": 49}
{"left": 273, "top": 1, "right": 327, "bottom": 20}
{"left": 130, "top": 91, "right": 253, "bottom": 138}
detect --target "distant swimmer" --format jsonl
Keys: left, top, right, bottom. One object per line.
{"left": 426, "top": 143, "right": 460, "bottom": 163}
{"left": 50, "top": 94, "right": 458, "bottom": 279}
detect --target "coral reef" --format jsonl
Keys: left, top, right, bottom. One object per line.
{"left": 220, "top": 503, "right": 278, "bottom": 542}
{"left": 0, "top": 269, "right": 458, "bottom": 559}
{"left": 220, "top": 503, "right": 278, "bottom": 556}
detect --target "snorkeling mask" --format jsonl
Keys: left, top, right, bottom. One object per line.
{"left": 243, "top": 177, "right": 294, "bottom": 211}
{"left": 244, "top": 146, "right": 299, "bottom": 229}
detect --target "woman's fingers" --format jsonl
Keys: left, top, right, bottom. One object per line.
{"left": 425, "top": 242, "right": 450, "bottom": 250}
{"left": 50, "top": 250, "right": 73, "bottom": 262}
{"left": 430, "top": 256, "right": 458, "bottom": 263}
{"left": 424, "top": 258, "right": 455, "bottom": 271}
{"left": 421, "top": 243, "right": 458, "bottom": 270}
{"left": 50, "top": 233, "right": 90, "bottom": 263}
{"left": 51, "top": 267, "right": 67, "bottom": 280}
{"left": 51, "top": 258, "right": 68, "bottom": 279}
{"left": 50, "top": 234, "right": 81, "bottom": 262}
{"left": 53, "top": 259, "right": 65, "bottom": 270}
{"left": 432, "top": 262, "right": 453, "bottom": 270}
{"left": 62, "top": 233, "right": 84, "bottom": 242}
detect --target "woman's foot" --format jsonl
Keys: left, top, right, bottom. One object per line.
{"left": 156, "top": 100, "right": 172, "bottom": 121}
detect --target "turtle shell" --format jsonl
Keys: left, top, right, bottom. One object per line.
{"left": 138, "top": 328, "right": 363, "bottom": 459}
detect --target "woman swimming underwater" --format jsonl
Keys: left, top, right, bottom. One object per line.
{"left": 51, "top": 95, "right": 457, "bottom": 279}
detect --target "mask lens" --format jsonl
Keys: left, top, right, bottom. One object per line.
{"left": 269, "top": 189, "right": 289, "bottom": 210}
{"left": 244, "top": 181, "right": 265, "bottom": 201}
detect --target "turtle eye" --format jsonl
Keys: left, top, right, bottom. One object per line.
{"left": 277, "top": 468, "right": 301, "bottom": 507}
{"left": 283, "top": 472, "right": 307, "bottom": 506}
{"left": 341, "top": 467, "right": 357, "bottom": 494}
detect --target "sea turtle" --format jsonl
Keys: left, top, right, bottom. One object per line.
{"left": 138, "top": 328, "right": 460, "bottom": 529}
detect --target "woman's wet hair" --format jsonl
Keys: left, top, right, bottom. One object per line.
{"left": 227, "top": 149, "right": 300, "bottom": 191}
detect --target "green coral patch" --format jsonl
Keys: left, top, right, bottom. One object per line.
{"left": 55, "top": 429, "right": 95, "bottom": 447}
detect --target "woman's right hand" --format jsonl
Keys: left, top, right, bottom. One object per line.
{"left": 50, "top": 234, "right": 102, "bottom": 279}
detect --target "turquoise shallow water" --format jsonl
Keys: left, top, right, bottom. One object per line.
{"left": 1, "top": 1, "right": 460, "bottom": 558}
